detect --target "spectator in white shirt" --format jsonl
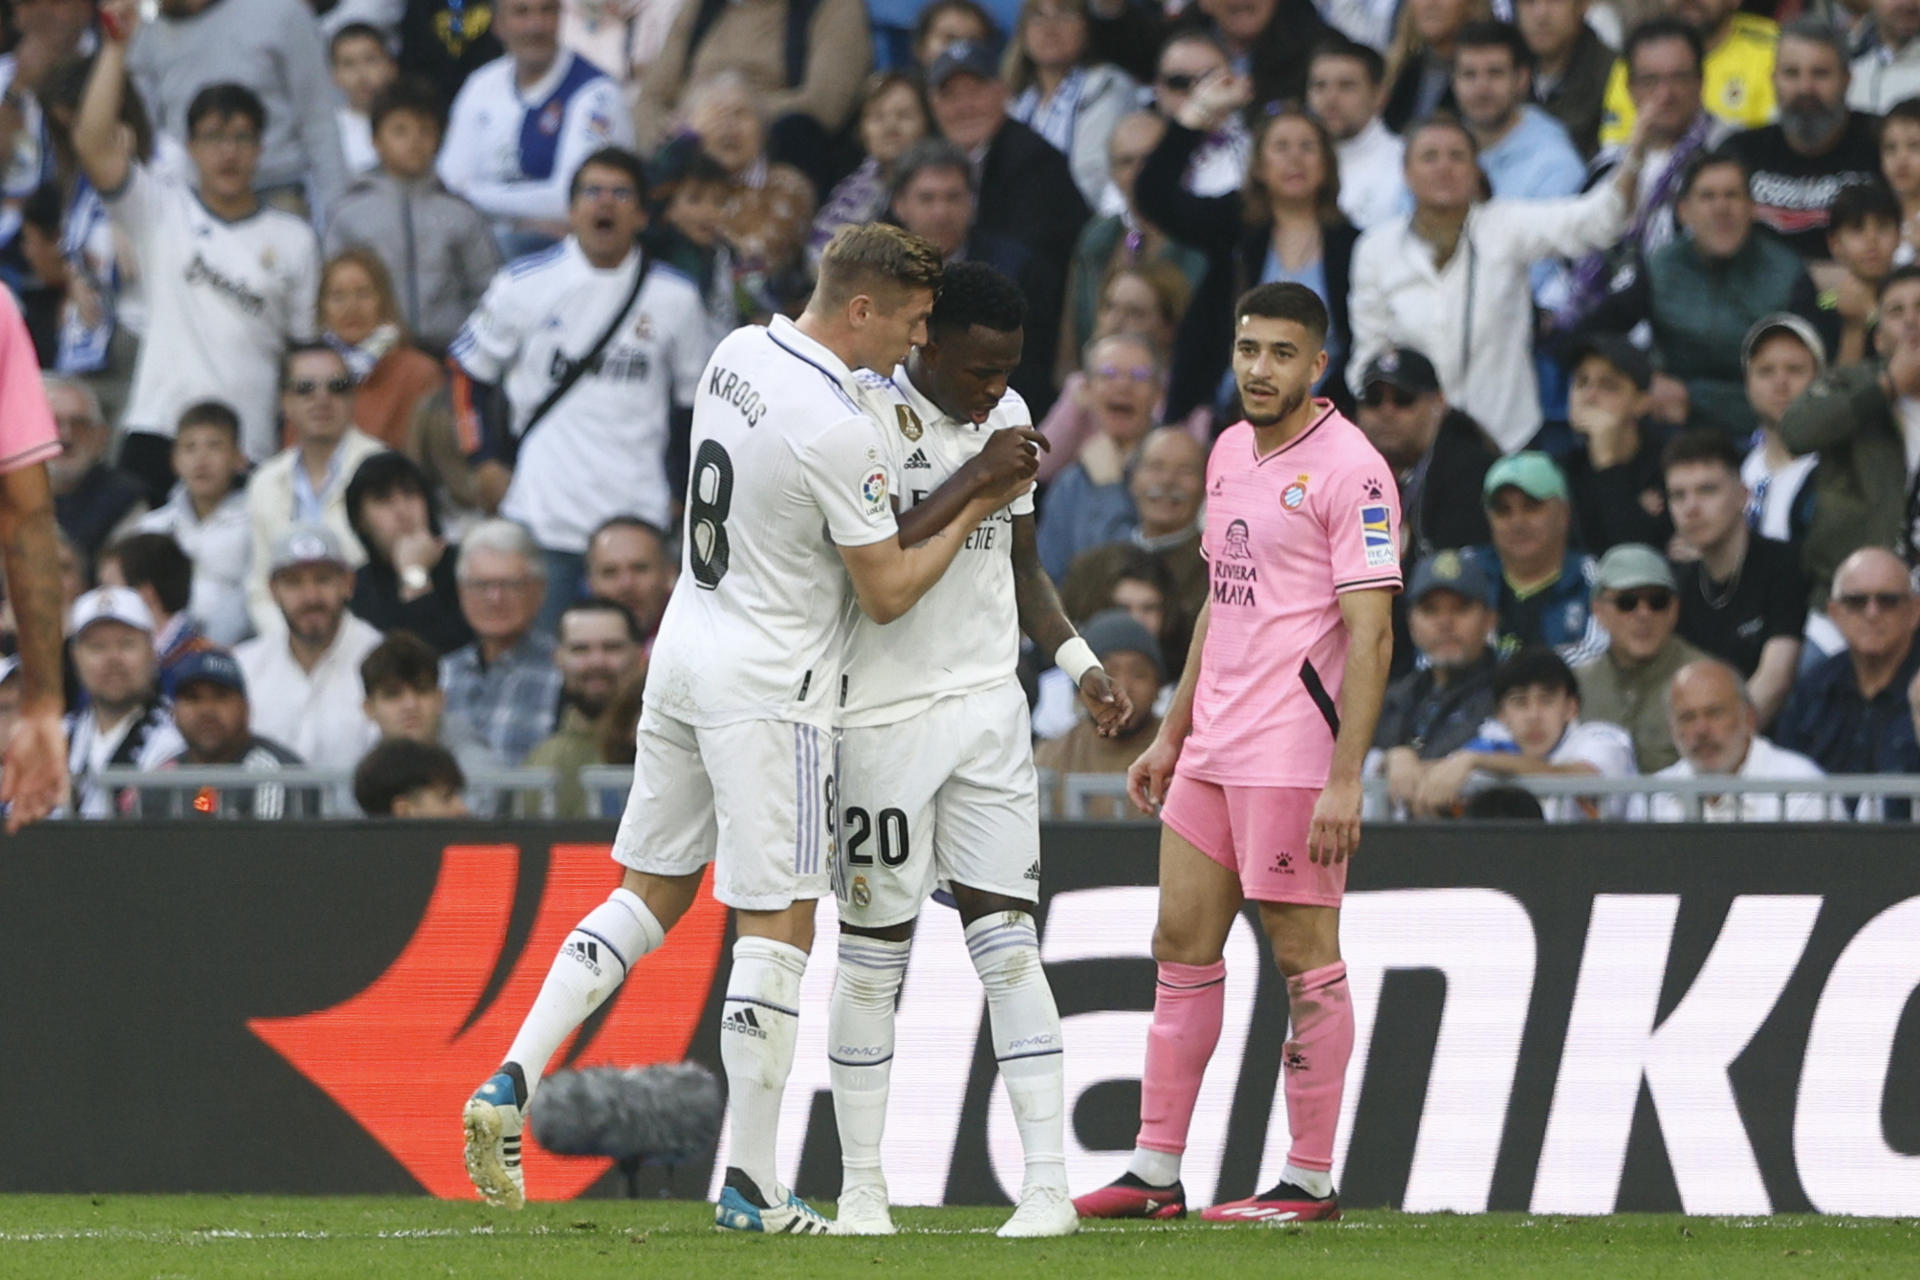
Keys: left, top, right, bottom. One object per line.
{"left": 63, "top": 586, "right": 184, "bottom": 818}
{"left": 1643, "top": 658, "right": 1839, "bottom": 821}
{"left": 438, "top": 0, "right": 633, "bottom": 255}
{"left": 76, "top": 12, "right": 323, "bottom": 496}
{"left": 245, "top": 343, "right": 387, "bottom": 635}
{"left": 1737, "top": 313, "right": 1822, "bottom": 546}
{"left": 131, "top": 400, "right": 253, "bottom": 646}
{"left": 234, "top": 523, "right": 384, "bottom": 769}
{"left": 1411, "top": 645, "right": 1638, "bottom": 820}
{"left": 1348, "top": 113, "right": 1649, "bottom": 452}
{"left": 330, "top": 22, "right": 398, "bottom": 176}
{"left": 1307, "top": 35, "right": 1407, "bottom": 232}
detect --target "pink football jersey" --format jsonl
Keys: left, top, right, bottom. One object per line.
{"left": 0, "top": 290, "right": 58, "bottom": 475}
{"left": 1177, "top": 404, "right": 1402, "bottom": 789}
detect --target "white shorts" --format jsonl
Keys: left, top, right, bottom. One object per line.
{"left": 835, "top": 680, "right": 1040, "bottom": 929}
{"left": 612, "top": 707, "right": 836, "bottom": 911}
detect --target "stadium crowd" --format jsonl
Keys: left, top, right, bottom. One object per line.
{"left": 8, "top": 0, "right": 1920, "bottom": 820}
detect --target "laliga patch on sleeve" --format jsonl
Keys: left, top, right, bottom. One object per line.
{"left": 861, "top": 467, "right": 890, "bottom": 518}
{"left": 1359, "top": 503, "right": 1396, "bottom": 568}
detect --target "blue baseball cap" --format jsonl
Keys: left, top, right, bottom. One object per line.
{"left": 1407, "top": 550, "right": 1494, "bottom": 607}
{"left": 171, "top": 649, "right": 247, "bottom": 697}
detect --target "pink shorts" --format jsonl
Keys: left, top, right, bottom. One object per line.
{"left": 1160, "top": 773, "right": 1345, "bottom": 907}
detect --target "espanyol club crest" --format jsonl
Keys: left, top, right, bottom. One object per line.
{"left": 1282, "top": 474, "right": 1309, "bottom": 509}
{"left": 539, "top": 101, "right": 563, "bottom": 135}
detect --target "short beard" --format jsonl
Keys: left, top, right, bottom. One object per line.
{"left": 1247, "top": 385, "right": 1307, "bottom": 427}
{"left": 1780, "top": 97, "right": 1848, "bottom": 152}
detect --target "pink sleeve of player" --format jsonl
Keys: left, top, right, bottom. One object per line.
{"left": 1324, "top": 459, "right": 1404, "bottom": 593}
{"left": 0, "top": 291, "right": 59, "bottom": 475}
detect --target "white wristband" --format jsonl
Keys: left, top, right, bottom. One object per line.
{"left": 1055, "top": 636, "right": 1099, "bottom": 684}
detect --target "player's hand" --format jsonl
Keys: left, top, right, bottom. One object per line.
{"left": 973, "top": 427, "right": 1045, "bottom": 505}
{"left": 1078, "top": 665, "right": 1130, "bottom": 737}
{"left": 98, "top": 0, "right": 141, "bottom": 44}
{"left": 1125, "top": 733, "right": 1180, "bottom": 816}
{"left": 1308, "top": 775, "right": 1361, "bottom": 865}
{"left": 2, "top": 708, "right": 68, "bottom": 833}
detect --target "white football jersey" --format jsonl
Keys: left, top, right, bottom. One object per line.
{"left": 839, "top": 366, "right": 1035, "bottom": 727}
{"left": 644, "top": 316, "right": 899, "bottom": 729}
{"left": 107, "top": 163, "right": 320, "bottom": 460}
{"left": 450, "top": 239, "right": 711, "bottom": 551}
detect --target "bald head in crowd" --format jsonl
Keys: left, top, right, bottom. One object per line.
{"left": 1666, "top": 659, "right": 1757, "bottom": 776}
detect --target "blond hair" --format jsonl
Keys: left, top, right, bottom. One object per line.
{"left": 813, "top": 222, "right": 945, "bottom": 311}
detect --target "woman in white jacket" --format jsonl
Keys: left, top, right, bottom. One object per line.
{"left": 1003, "top": 0, "right": 1139, "bottom": 209}
{"left": 1348, "top": 113, "right": 1650, "bottom": 453}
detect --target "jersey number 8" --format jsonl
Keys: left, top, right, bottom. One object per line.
{"left": 689, "top": 440, "right": 734, "bottom": 588}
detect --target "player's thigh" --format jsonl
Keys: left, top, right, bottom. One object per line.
{"left": 935, "top": 681, "right": 1042, "bottom": 906}
{"left": 699, "top": 719, "right": 836, "bottom": 913}
{"left": 835, "top": 718, "right": 945, "bottom": 930}
{"left": 612, "top": 707, "right": 718, "bottom": 881}
{"left": 1154, "top": 772, "right": 1246, "bottom": 965}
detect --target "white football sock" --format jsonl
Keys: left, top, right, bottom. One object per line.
{"left": 720, "top": 935, "right": 809, "bottom": 1201}
{"left": 1126, "top": 1147, "right": 1182, "bottom": 1187}
{"left": 505, "top": 888, "right": 664, "bottom": 1101}
{"left": 828, "top": 934, "right": 911, "bottom": 1194}
{"left": 1282, "top": 1161, "right": 1334, "bottom": 1198}
{"left": 966, "top": 912, "right": 1067, "bottom": 1193}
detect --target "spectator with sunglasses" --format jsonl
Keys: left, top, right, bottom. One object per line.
{"left": 1146, "top": 34, "right": 1248, "bottom": 198}
{"left": 244, "top": 343, "right": 386, "bottom": 636}
{"left": 1773, "top": 547, "right": 1920, "bottom": 814}
{"left": 1573, "top": 543, "right": 1705, "bottom": 773}
{"left": 1353, "top": 346, "right": 1495, "bottom": 563}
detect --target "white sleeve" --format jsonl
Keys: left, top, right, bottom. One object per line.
{"left": 447, "top": 268, "right": 526, "bottom": 383}
{"left": 436, "top": 82, "right": 487, "bottom": 206}
{"left": 1345, "top": 227, "right": 1392, "bottom": 396}
{"left": 454, "top": 78, "right": 630, "bottom": 223}
{"left": 798, "top": 413, "right": 899, "bottom": 549}
{"left": 1001, "top": 391, "right": 1037, "bottom": 518}
{"left": 1567, "top": 724, "right": 1637, "bottom": 778}
{"left": 1485, "top": 182, "right": 1632, "bottom": 266}
{"left": 283, "top": 230, "right": 322, "bottom": 342}
{"left": 100, "top": 162, "right": 164, "bottom": 262}
{"left": 666, "top": 280, "right": 712, "bottom": 407}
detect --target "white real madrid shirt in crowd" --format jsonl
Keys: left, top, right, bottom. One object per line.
{"left": 233, "top": 613, "right": 384, "bottom": 769}
{"left": 840, "top": 366, "right": 1034, "bottom": 726}
{"left": 449, "top": 238, "right": 709, "bottom": 551}
{"left": 438, "top": 50, "right": 634, "bottom": 237}
{"left": 105, "top": 163, "right": 321, "bottom": 462}
{"left": 644, "top": 316, "right": 899, "bottom": 731}
{"left": 134, "top": 488, "right": 253, "bottom": 647}
{"left": 1637, "top": 735, "right": 1843, "bottom": 822}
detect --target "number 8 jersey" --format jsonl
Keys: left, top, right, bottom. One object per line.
{"left": 645, "top": 316, "right": 900, "bottom": 730}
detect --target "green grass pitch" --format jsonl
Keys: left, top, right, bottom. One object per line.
{"left": 0, "top": 1198, "right": 1914, "bottom": 1279}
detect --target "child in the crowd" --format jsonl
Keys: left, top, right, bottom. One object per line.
{"left": 1822, "top": 181, "right": 1901, "bottom": 365}
{"left": 331, "top": 23, "right": 397, "bottom": 175}
{"left": 353, "top": 736, "right": 471, "bottom": 817}
{"left": 130, "top": 401, "right": 252, "bottom": 646}
{"left": 325, "top": 77, "right": 501, "bottom": 353}
{"left": 1880, "top": 96, "right": 1920, "bottom": 264}
{"left": 644, "top": 141, "right": 739, "bottom": 348}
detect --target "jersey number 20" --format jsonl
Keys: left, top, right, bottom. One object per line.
{"left": 689, "top": 440, "right": 734, "bottom": 588}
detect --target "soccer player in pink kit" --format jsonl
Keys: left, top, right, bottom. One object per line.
{"left": 1074, "top": 282, "right": 1400, "bottom": 1223}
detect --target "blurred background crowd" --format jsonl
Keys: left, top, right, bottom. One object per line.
{"left": 10, "top": 0, "right": 1920, "bottom": 821}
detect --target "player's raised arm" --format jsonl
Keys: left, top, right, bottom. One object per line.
{"left": 73, "top": 0, "right": 139, "bottom": 195}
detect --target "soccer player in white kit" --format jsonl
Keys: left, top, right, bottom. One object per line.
{"left": 829, "top": 263, "right": 1132, "bottom": 1240}
{"left": 461, "top": 224, "right": 1045, "bottom": 1231}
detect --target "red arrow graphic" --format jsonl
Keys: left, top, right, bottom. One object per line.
{"left": 250, "top": 843, "right": 728, "bottom": 1199}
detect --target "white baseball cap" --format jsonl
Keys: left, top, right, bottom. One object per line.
{"left": 68, "top": 585, "right": 154, "bottom": 637}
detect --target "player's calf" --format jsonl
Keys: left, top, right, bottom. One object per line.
{"left": 828, "top": 931, "right": 911, "bottom": 1218}
{"left": 965, "top": 910, "right": 1068, "bottom": 1198}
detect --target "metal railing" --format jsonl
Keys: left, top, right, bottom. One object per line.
{"left": 82, "top": 764, "right": 1920, "bottom": 823}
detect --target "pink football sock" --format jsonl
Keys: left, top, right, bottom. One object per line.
{"left": 1136, "top": 959, "right": 1227, "bottom": 1155}
{"left": 1282, "top": 961, "right": 1355, "bottom": 1173}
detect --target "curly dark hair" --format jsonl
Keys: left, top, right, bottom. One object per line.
{"left": 930, "top": 260, "right": 1026, "bottom": 336}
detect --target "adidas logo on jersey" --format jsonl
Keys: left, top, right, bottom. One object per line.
{"left": 905, "top": 448, "right": 932, "bottom": 470}
{"left": 724, "top": 1007, "right": 768, "bottom": 1040}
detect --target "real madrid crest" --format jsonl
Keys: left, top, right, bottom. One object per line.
{"left": 896, "top": 405, "right": 923, "bottom": 441}
{"left": 851, "top": 875, "right": 872, "bottom": 908}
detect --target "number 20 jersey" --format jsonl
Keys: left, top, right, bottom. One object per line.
{"left": 645, "top": 316, "right": 900, "bottom": 730}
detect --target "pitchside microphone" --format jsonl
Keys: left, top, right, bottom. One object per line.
{"left": 530, "top": 1063, "right": 723, "bottom": 1198}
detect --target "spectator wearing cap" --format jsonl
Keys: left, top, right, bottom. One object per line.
{"left": 131, "top": 401, "right": 253, "bottom": 647}
{"left": 346, "top": 452, "right": 474, "bottom": 654}
{"left": 1374, "top": 551, "right": 1501, "bottom": 811}
{"left": 1034, "top": 607, "right": 1163, "bottom": 820}
{"left": 441, "top": 518, "right": 562, "bottom": 764}
{"left": 1411, "top": 645, "right": 1637, "bottom": 822}
{"left": 100, "top": 532, "right": 222, "bottom": 696}
{"left": 44, "top": 377, "right": 148, "bottom": 558}
{"left": 354, "top": 735, "right": 471, "bottom": 816}
{"left": 1059, "top": 427, "right": 1207, "bottom": 624}
{"left": 1664, "top": 429, "right": 1807, "bottom": 726}
{"left": 1353, "top": 346, "right": 1496, "bottom": 563}
{"left": 1583, "top": 150, "right": 1823, "bottom": 439}
{"left": 1773, "top": 547, "right": 1920, "bottom": 817}
{"left": 360, "top": 629, "right": 505, "bottom": 815}
{"left": 1638, "top": 658, "right": 1838, "bottom": 821}
{"left": 146, "top": 650, "right": 314, "bottom": 819}
{"left": 63, "top": 586, "right": 184, "bottom": 818}
{"left": 246, "top": 343, "right": 386, "bottom": 636}
{"left": 927, "top": 39, "right": 1087, "bottom": 411}
{"left": 1738, "top": 313, "right": 1823, "bottom": 548}
{"left": 1551, "top": 333, "right": 1672, "bottom": 554}
{"left": 1463, "top": 452, "right": 1607, "bottom": 666}
{"left": 1779, "top": 265, "right": 1920, "bottom": 608}
{"left": 234, "top": 524, "right": 385, "bottom": 770}
{"left": 1573, "top": 543, "right": 1706, "bottom": 773}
